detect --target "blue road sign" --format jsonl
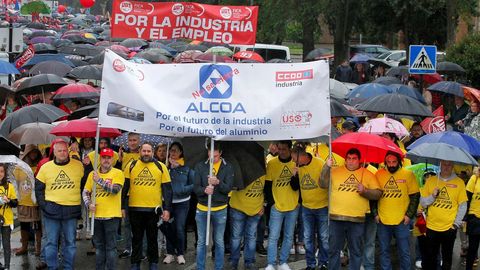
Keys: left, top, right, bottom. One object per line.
{"left": 409, "top": 45, "right": 437, "bottom": 74}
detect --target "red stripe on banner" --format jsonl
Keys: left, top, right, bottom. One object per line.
{"left": 111, "top": 0, "right": 258, "bottom": 45}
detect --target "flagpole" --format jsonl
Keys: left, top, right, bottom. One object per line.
{"left": 90, "top": 123, "right": 101, "bottom": 235}
{"left": 206, "top": 137, "right": 214, "bottom": 248}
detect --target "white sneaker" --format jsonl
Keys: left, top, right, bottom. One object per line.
{"left": 177, "top": 255, "right": 185, "bottom": 265}
{"left": 415, "top": 260, "right": 422, "bottom": 269}
{"left": 296, "top": 245, "right": 306, "bottom": 255}
{"left": 162, "top": 254, "right": 175, "bottom": 264}
{"left": 265, "top": 264, "right": 275, "bottom": 270}
{"left": 289, "top": 245, "right": 295, "bottom": 255}
{"left": 278, "top": 263, "right": 292, "bottom": 270}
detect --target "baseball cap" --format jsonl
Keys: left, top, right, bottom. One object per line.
{"left": 100, "top": 148, "right": 114, "bottom": 157}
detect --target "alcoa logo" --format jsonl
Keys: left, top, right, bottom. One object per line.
{"left": 172, "top": 3, "right": 184, "bottom": 15}
{"left": 119, "top": 1, "right": 132, "bottom": 13}
{"left": 199, "top": 65, "right": 233, "bottom": 99}
{"left": 113, "top": 59, "right": 126, "bottom": 72}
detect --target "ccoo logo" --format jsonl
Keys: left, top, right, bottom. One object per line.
{"left": 199, "top": 65, "right": 233, "bottom": 99}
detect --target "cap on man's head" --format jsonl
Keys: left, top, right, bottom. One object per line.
{"left": 100, "top": 148, "right": 114, "bottom": 157}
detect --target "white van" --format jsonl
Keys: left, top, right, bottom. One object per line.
{"left": 231, "top": 43, "right": 291, "bottom": 62}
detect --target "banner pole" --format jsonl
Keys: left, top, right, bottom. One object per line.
{"left": 206, "top": 138, "right": 214, "bottom": 247}
{"left": 90, "top": 124, "right": 101, "bottom": 236}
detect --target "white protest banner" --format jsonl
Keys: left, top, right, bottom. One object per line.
{"left": 99, "top": 50, "right": 331, "bottom": 141}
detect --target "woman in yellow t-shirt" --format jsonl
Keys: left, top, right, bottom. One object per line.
{"left": 0, "top": 163, "right": 18, "bottom": 270}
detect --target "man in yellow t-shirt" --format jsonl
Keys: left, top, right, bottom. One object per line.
{"left": 35, "top": 140, "right": 84, "bottom": 270}
{"left": 264, "top": 141, "right": 299, "bottom": 270}
{"left": 83, "top": 148, "right": 124, "bottom": 270}
{"left": 320, "top": 148, "right": 382, "bottom": 270}
{"left": 290, "top": 143, "right": 328, "bottom": 270}
{"left": 375, "top": 152, "right": 419, "bottom": 270}
{"left": 420, "top": 160, "right": 467, "bottom": 270}
{"left": 121, "top": 142, "right": 172, "bottom": 270}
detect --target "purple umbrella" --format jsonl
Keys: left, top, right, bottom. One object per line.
{"left": 30, "top": 36, "right": 55, "bottom": 44}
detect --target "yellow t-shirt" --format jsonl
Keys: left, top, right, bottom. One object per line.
{"left": 0, "top": 183, "right": 17, "bottom": 226}
{"left": 14, "top": 167, "right": 35, "bottom": 206}
{"left": 299, "top": 157, "right": 328, "bottom": 209}
{"left": 85, "top": 168, "right": 124, "bottom": 218}
{"left": 376, "top": 168, "right": 419, "bottom": 225}
{"left": 87, "top": 151, "right": 119, "bottom": 169}
{"left": 121, "top": 152, "right": 140, "bottom": 171}
{"left": 36, "top": 160, "right": 84, "bottom": 206}
{"left": 230, "top": 176, "right": 265, "bottom": 216}
{"left": 421, "top": 175, "right": 468, "bottom": 232}
{"left": 266, "top": 157, "right": 298, "bottom": 212}
{"left": 330, "top": 166, "right": 380, "bottom": 218}
{"left": 466, "top": 175, "right": 480, "bottom": 218}
{"left": 197, "top": 160, "right": 228, "bottom": 212}
{"left": 125, "top": 161, "right": 170, "bottom": 208}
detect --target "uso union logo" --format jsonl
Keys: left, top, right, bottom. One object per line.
{"left": 113, "top": 59, "right": 126, "bottom": 72}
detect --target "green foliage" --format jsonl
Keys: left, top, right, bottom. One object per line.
{"left": 20, "top": 1, "right": 51, "bottom": 15}
{"left": 446, "top": 33, "right": 480, "bottom": 86}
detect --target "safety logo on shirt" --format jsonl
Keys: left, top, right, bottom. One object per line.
{"left": 275, "top": 165, "right": 293, "bottom": 187}
{"left": 96, "top": 178, "right": 113, "bottom": 198}
{"left": 51, "top": 170, "right": 75, "bottom": 190}
{"left": 382, "top": 177, "right": 402, "bottom": 198}
{"left": 475, "top": 192, "right": 480, "bottom": 201}
{"left": 301, "top": 173, "right": 318, "bottom": 190}
{"left": 338, "top": 174, "right": 359, "bottom": 192}
{"left": 245, "top": 180, "right": 263, "bottom": 198}
{"left": 432, "top": 187, "right": 452, "bottom": 209}
{"left": 134, "top": 167, "right": 157, "bottom": 186}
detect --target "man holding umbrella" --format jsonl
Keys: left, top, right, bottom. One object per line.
{"left": 320, "top": 148, "right": 382, "bottom": 270}
{"left": 374, "top": 151, "right": 419, "bottom": 270}
{"left": 420, "top": 160, "right": 468, "bottom": 270}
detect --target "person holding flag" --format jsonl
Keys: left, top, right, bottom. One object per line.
{"left": 83, "top": 148, "right": 124, "bottom": 270}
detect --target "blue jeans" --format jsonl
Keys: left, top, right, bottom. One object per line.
{"left": 43, "top": 217, "right": 77, "bottom": 270}
{"left": 93, "top": 219, "right": 119, "bottom": 270}
{"left": 302, "top": 206, "right": 329, "bottom": 267}
{"left": 229, "top": 208, "right": 261, "bottom": 267}
{"left": 166, "top": 200, "right": 190, "bottom": 255}
{"left": 267, "top": 205, "right": 299, "bottom": 266}
{"left": 329, "top": 220, "right": 364, "bottom": 270}
{"left": 377, "top": 222, "right": 410, "bottom": 270}
{"left": 362, "top": 214, "right": 376, "bottom": 270}
{"left": 196, "top": 208, "right": 227, "bottom": 270}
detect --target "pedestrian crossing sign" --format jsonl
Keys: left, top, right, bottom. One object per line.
{"left": 409, "top": 45, "right": 437, "bottom": 74}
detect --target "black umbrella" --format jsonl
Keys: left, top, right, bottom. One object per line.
{"left": 372, "top": 76, "right": 402, "bottom": 85}
{"left": 182, "top": 137, "right": 266, "bottom": 190}
{"left": 436, "top": 61, "right": 466, "bottom": 75}
{"left": 120, "top": 38, "right": 148, "bottom": 49}
{"left": 66, "top": 65, "right": 102, "bottom": 80}
{"left": 29, "top": 31, "right": 56, "bottom": 39}
{"left": 58, "top": 44, "right": 103, "bottom": 57}
{"left": 0, "top": 135, "right": 20, "bottom": 156}
{"left": 385, "top": 65, "right": 409, "bottom": 77}
{"left": 0, "top": 104, "right": 68, "bottom": 136}
{"left": 427, "top": 81, "right": 464, "bottom": 97}
{"left": 304, "top": 48, "right": 333, "bottom": 61}
{"left": 67, "top": 104, "right": 99, "bottom": 120}
{"left": 28, "top": 61, "right": 73, "bottom": 77}
{"left": 15, "top": 74, "right": 68, "bottom": 96}
{"left": 27, "top": 22, "right": 46, "bottom": 30}
{"left": 331, "top": 99, "right": 353, "bottom": 118}
{"left": 357, "top": 93, "right": 433, "bottom": 117}
{"left": 53, "top": 39, "right": 74, "bottom": 48}
{"left": 32, "top": 43, "right": 57, "bottom": 54}
{"left": 134, "top": 50, "right": 171, "bottom": 63}
{"left": 68, "top": 58, "right": 89, "bottom": 67}
{"left": 89, "top": 51, "right": 127, "bottom": 65}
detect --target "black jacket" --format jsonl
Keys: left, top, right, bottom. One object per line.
{"left": 193, "top": 158, "right": 234, "bottom": 208}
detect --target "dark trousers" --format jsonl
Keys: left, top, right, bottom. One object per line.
{"left": 93, "top": 219, "right": 119, "bottom": 270}
{"left": 424, "top": 228, "right": 456, "bottom": 270}
{"left": 466, "top": 234, "right": 480, "bottom": 270}
{"left": 1, "top": 226, "right": 11, "bottom": 268}
{"left": 166, "top": 200, "right": 190, "bottom": 256}
{"left": 129, "top": 210, "right": 159, "bottom": 265}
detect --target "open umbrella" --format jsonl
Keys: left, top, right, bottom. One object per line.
{"left": 406, "top": 131, "right": 480, "bottom": 157}
{"left": 134, "top": 50, "right": 171, "bottom": 63}
{"left": 357, "top": 94, "right": 433, "bottom": 117}
{"left": 0, "top": 104, "right": 67, "bottom": 136}
{"left": 427, "top": 81, "right": 464, "bottom": 97}
{"left": 346, "top": 83, "right": 392, "bottom": 105}
{"left": 52, "top": 83, "right": 99, "bottom": 100}
{"left": 21, "top": 54, "right": 75, "bottom": 68}
{"left": 32, "top": 43, "right": 57, "bottom": 54}
{"left": 388, "top": 84, "right": 426, "bottom": 104}
{"left": 410, "top": 73, "right": 443, "bottom": 85}
{"left": 28, "top": 61, "right": 73, "bottom": 77}
{"left": 0, "top": 61, "right": 19, "bottom": 75}
{"left": 372, "top": 76, "right": 401, "bottom": 85}
{"left": 463, "top": 86, "right": 480, "bottom": 104}
{"left": 58, "top": 44, "right": 103, "bottom": 57}
{"left": 329, "top": 79, "right": 350, "bottom": 99}
{"left": 232, "top": 51, "right": 265, "bottom": 63}
{"left": 15, "top": 74, "right": 68, "bottom": 96}
{"left": 405, "top": 163, "right": 439, "bottom": 188}
{"left": 330, "top": 99, "right": 353, "bottom": 118}
{"left": 350, "top": 53, "right": 370, "bottom": 63}
{"left": 304, "top": 48, "right": 333, "bottom": 62}
{"left": 194, "top": 53, "right": 235, "bottom": 63}
{"left": 120, "top": 38, "right": 148, "bottom": 49}
{"left": 0, "top": 136, "right": 20, "bottom": 156}
{"left": 67, "top": 104, "right": 99, "bottom": 120}
{"left": 112, "top": 133, "right": 172, "bottom": 149}
{"left": 358, "top": 117, "right": 409, "bottom": 137}
{"left": 205, "top": 46, "right": 233, "bottom": 57}
{"left": 436, "top": 61, "right": 465, "bottom": 75}
{"left": 66, "top": 65, "right": 102, "bottom": 80}
{"left": 8, "top": 122, "right": 64, "bottom": 145}
{"left": 0, "top": 155, "right": 35, "bottom": 202}
{"left": 173, "top": 50, "right": 203, "bottom": 63}
{"left": 406, "top": 143, "right": 478, "bottom": 166}
{"left": 332, "top": 132, "right": 404, "bottom": 163}
{"left": 50, "top": 119, "right": 121, "bottom": 138}
{"left": 386, "top": 65, "right": 409, "bottom": 77}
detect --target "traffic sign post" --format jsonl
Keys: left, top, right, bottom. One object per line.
{"left": 409, "top": 45, "right": 437, "bottom": 74}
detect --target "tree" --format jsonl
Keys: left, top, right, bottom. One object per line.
{"left": 446, "top": 33, "right": 480, "bottom": 86}
{"left": 20, "top": 1, "right": 51, "bottom": 21}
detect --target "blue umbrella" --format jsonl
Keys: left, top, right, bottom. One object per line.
{"left": 388, "top": 84, "right": 426, "bottom": 104}
{"left": 112, "top": 133, "right": 172, "bottom": 149}
{"left": 427, "top": 81, "right": 464, "bottom": 97}
{"left": 0, "top": 61, "right": 19, "bottom": 74}
{"left": 406, "top": 142, "right": 478, "bottom": 166}
{"left": 350, "top": 53, "right": 371, "bottom": 63}
{"left": 21, "top": 54, "right": 74, "bottom": 68}
{"left": 346, "top": 83, "right": 392, "bottom": 105}
{"left": 407, "top": 131, "right": 480, "bottom": 157}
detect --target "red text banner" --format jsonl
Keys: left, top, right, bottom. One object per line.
{"left": 111, "top": 0, "right": 258, "bottom": 45}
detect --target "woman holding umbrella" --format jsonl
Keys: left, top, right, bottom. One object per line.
{"left": 162, "top": 142, "right": 194, "bottom": 265}
{"left": 0, "top": 163, "right": 18, "bottom": 270}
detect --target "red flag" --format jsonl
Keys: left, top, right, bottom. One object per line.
{"left": 15, "top": 44, "right": 35, "bottom": 68}
{"left": 421, "top": 105, "right": 445, "bottom": 133}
